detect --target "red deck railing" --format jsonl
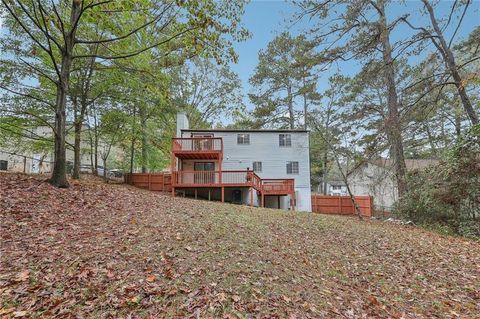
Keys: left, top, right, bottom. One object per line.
{"left": 261, "top": 179, "right": 295, "bottom": 194}
{"left": 172, "top": 137, "right": 223, "bottom": 152}
{"left": 173, "top": 170, "right": 220, "bottom": 186}
{"left": 172, "top": 170, "right": 263, "bottom": 190}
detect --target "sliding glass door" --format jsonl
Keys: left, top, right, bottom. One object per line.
{"left": 194, "top": 162, "right": 215, "bottom": 184}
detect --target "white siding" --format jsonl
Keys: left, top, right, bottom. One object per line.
{"left": 181, "top": 130, "right": 312, "bottom": 212}
{"left": 348, "top": 163, "right": 398, "bottom": 210}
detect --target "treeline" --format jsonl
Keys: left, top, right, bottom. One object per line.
{"left": 234, "top": 1, "right": 479, "bottom": 235}
{"left": 0, "top": 0, "right": 248, "bottom": 186}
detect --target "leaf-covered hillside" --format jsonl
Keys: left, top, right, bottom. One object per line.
{"left": 1, "top": 173, "right": 479, "bottom": 318}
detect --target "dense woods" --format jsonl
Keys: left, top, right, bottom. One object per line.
{"left": 237, "top": 1, "right": 479, "bottom": 236}
{"left": 0, "top": 0, "right": 249, "bottom": 187}
{"left": 1, "top": 1, "right": 479, "bottom": 236}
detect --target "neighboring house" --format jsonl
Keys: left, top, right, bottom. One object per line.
{"left": 348, "top": 159, "right": 439, "bottom": 211}
{"left": 171, "top": 113, "right": 312, "bottom": 211}
{"left": 0, "top": 151, "right": 51, "bottom": 174}
{"left": 325, "top": 181, "right": 348, "bottom": 196}
{"left": 0, "top": 124, "right": 118, "bottom": 174}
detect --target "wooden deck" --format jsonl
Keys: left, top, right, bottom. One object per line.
{"left": 166, "top": 136, "right": 296, "bottom": 209}
{"left": 172, "top": 170, "right": 262, "bottom": 189}
{"left": 172, "top": 137, "right": 223, "bottom": 159}
{"left": 125, "top": 170, "right": 295, "bottom": 210}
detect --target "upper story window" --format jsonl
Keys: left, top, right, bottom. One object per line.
{"left": 253, "top": 161, "right": 262, "bottom": 172}
{"left": 332, "top": 185, "right": 342, "bottom": 190}
{"left": 286, "top": 161, "right": 299, "bottom": 174}
{"left": 279, "top": 134, "right": 291, "bottom": 147}
{"left": 237, "top": 133, "right": 250, "bottom": 145}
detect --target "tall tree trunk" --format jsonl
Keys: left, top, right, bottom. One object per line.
{"left": 322, "top": 108, "right": 332, "bottom": 195}
{"left": 73, "top": 48, "right": 97, "bottom": 179}
{"left": 287, "top": 84, "right": 294, "bottom": 129}
{"left": 322, "top": 152, "right": 328, "bottom": 194}
{"left": 72, "top": 97, "right": 81, "bottom": 179}
{"left": 130, "top": 105, "right": 136, "bottom": 174}
{"left": 91, "top": 106, "right": 99, "bottom": 175}
{"left": 103, "top": 158, "right": 107, "bottom": 180}
{"left": 422, "top": 0, "right": 479, "bottom": 125}
{"left": 89, "top": 125, "right": 94, "bottom": 173}
{"left": 377, "top": 0, "right": 407, "bottom": 198}
{"left": 425, "top": 122, "right": 437, "bottom": 157}
{"left": 73, "top": 120, "right": 82, "bottom": 179}
{"left": 303, "top": 75, "right": 308, "bottom": 130}
{"left": 139, "top": 106, "right": 147, "bottom": 173}
{"left": 49, "top": 1, "right": 82, "bottom": 187}
{"left": 49, "top": 63, "right": 71, "bottom": 188}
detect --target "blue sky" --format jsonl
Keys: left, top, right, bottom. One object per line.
{"left": 230, "top": 0, "right": 480, "bottom": 114}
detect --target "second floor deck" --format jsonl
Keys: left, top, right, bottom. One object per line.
{"left": 172, "top": 137, "right": 223, "bottom": 159}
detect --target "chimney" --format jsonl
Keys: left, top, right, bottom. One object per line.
{"left": 176, "top": 112, "right": 189, "bottom": 137}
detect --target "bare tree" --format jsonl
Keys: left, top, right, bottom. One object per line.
{"left": 401, "top": 0, "right": 479, "bottom": 125}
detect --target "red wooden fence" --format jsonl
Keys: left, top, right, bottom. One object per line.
{"left": 311, "top": 195, "right": 373, "bottom": 217}
{"left": 124, "top": 172, "right": 171, "bottom": 192}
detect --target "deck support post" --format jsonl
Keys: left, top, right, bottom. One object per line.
{"left": 195, "top": 188, "right": 197, "bottom": 199}
{"left": 171, "top": 144, "right": 176, "bottom": 197}
{"left": 261, "top": 193, "right": 264, "bottom": 208}
{"left": 208, "top": 188, "right": 211, "bottom": 201}
{"left": 221, "top": 187, "right": 224, "bottom": 202}
{"left": 291, "top": 192, "right": 295, "bottom": 211}
{"left": 250, "top": 188, "right": 253, "bottom": 206}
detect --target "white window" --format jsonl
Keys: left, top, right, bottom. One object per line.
{"left": 279, "top": 134, "right": 291, "bottom": 147}
{"left": 237, "top": 133, "right": 250, "bottom": 145}
{"left": 286, "top": 161, "right": 299, "bottom": 174}
{"left": 253, "top": 161, "right": 262, "bottom": 172}
{"left": 332, "top": 185, "right": 342, "bottom": 190}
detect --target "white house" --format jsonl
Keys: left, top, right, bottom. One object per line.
{"left": 348, "top": 159, "right": 439, "bottom": 211}
{"left": 325, "top": 181, "right": 348, "bottom": 196}
{"left": 171, "top": 113, "right": 312, "bottom": 212}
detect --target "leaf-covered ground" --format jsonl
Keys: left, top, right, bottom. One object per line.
{"left": 1, "top": 173, "right": 479, "bottom": 319}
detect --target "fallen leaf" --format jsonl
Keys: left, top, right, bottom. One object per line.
{"left": 129, "top": 296, "right": 141, "bottom": 304}
{"left": 0, "top": 308, "right": 15, "bottom": 316}
{"left": 14, "top": 270, "right": 29, "bottom": 282}
{"left": 13, "top": 311, "right": 28, "bottom": 317}
{"left": 217, "top": 292, "right": 226, "bottom": 302}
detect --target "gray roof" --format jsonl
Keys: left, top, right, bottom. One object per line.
{"left": 372, "top": 159, "right": 440, "bottom": 171}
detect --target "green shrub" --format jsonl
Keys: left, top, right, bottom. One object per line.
{"left": 395, "top": 125, "right": 480, "bottom": 238}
